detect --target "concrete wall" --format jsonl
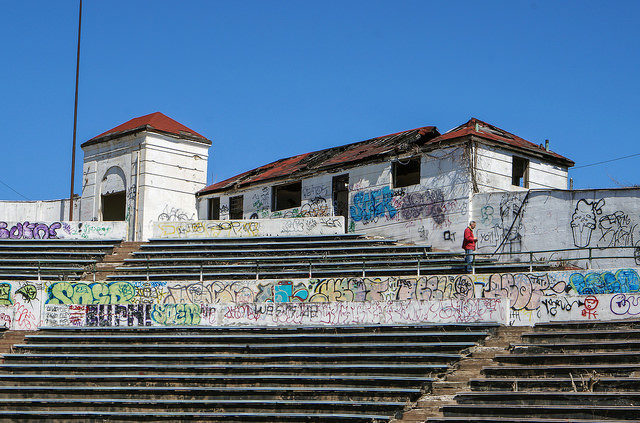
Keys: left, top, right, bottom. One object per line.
{"left": 198, "top": 146, "right": 472, "bottom": 248}
{"left": 475, "top": 144, "right": 569, "bottom": 191}
{"left": 0, "top": 267, "right": 636, "bottom": 328}
{"left": 82, "top": 132, "right": 209, "bottom": 241}
{"left": 152, "top": 217, "right": 344, "bottom": 238}
{"left": 0, "top": 198, "right": 79, "bottom": 222}
{"left": 0, "top": 221, "right": 126, "bottom": 240}
{"left": 473, "top": 188, "right": 640, "bottom": 268}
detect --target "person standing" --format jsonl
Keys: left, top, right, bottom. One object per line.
{"left": 462, "top": 221, "right": 478, "bottom": 273}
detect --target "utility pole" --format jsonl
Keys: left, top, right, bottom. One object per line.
{"left": 69, "top": 0, "right": 82, "bottom": 221}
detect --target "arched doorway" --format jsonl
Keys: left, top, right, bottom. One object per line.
{"left": 100, "top": 166, "right": 126, "bottom": 221}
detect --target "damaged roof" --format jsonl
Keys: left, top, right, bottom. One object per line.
{"left": 434, "top": 118, "right": 574, "bottom": 166}
{"left": 197, "top": 117, "right": 573, "bottom": 196}
{"left": 82, "top": 112, "right": 211, "bottom": 148}
{"left": 198, "top": 126, "right": 439, "bottom": 195}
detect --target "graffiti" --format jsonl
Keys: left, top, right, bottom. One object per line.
{"left": 85, "top": 304, "right": 152, "bottom": 327}
{"left": 154, "top": 218, "right": 343, "bottom": 239}
{"left": 598, "top": 210, "right": 637, "bottom": 248}
{"left": 569, "top": 269, "right": 640, "bottom": 295}
{"left": 498, "top": 194, "right": 525, "bottom": 253}
{"left": 157, "top": 206, "right": 195, "bottom": 221}
{"left": 399, "top": 189, "right": 446, "bottom": 225}
{"left": 303, "top": 184, "right": 329, "bottom": 199}
{"left": 571, "top": 199, "right": 604, "bottom": 248}
{"left": 15, "top": 284, "right": 37, "bottom": 303}
{"left": 164, "top": 281, "right": 256, "bottom": 304}
{"left": 0, "top": 283, "right": 12, "bottom": 306}
{"left": 397, "top": 276, "right": 474, "bottom": 301}
{"left": 350, "top": 186, "right": 398, "bottom": 223}
{"left": 151, "top": 304, "right": 201, "bottom": 326}
{"left": 480, "top": 205, "right": 495, "bottom": 226}
{"left": 539, "top": 296, "right": 584, "bottom": 317}
{"left": 0, "top": 221, "right": 61, "bottom": 239}
{"left": 483, "top": 272, "right": 568, "bottom": 311}
{"left": 46, "top": 281, "right": 136, "bottom": 305}
{"left": 581, "top": 295, "right": 599, "bottom": 319}
{"left": 418, "top": 226, "right": 429, "bottom": 240}
{"left": 273, "top": 281, "right": 309, "bottom": 302}
{"left": 61, "top": 222, "right": 118, "bottom": 240}
{"left": 443, "top": 231, "right": 456, "bottom": 242}
{"left": 610, "top": 293, "right": 640, "bottom": 316}
{"left": 13, "top": 302, "right": 38, "bottom": 330}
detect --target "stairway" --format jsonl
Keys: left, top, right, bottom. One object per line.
{"left": 0, "top": 324, "right": 496, "bottom": 422}
{"left": 427, "top": 319, "right": 640, "bottom": 422}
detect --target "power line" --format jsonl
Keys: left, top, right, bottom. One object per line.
{"left": 0, "top": 177, "right": 31, "bottom": 201}
{"left": 571, "top": 152, "right": 640, "bottom": 169}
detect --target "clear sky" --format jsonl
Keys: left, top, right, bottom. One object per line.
{"left": 1, "top": 1, "right": 639, "bottom": 201}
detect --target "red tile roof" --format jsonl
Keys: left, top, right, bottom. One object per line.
{"left": 432, "top": 118, "right": 574, "bottom": 166}
{"left": 197, "top": 117, "right": 573, "bottom": 196}
{"left": 82, "top": 112, "right": 210, "bottom": 147}
{"left": 198, "top": 126, "right": 439, "bottom": 195}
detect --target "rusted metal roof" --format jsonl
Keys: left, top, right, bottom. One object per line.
{"left": 198, "top": 126, "right": 439, "bottom": 195}
{"left": 82, "top": 112, "right": 210, "bottom": 148}
{"left": 433, "top": 118, "right": 574, "bottom": 166}
{"left": 197, "top": 118, "right": 574, "bottom": 196}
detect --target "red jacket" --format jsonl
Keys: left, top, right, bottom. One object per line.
{"left": 462, "top": 226, "right": 476, "bottom": 250}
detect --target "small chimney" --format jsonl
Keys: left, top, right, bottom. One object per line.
{"left": 544, "top": 139, "right": 549, "bottom": 151}
{"left": 570, "top": 177, "right": 574, "bottom": 190}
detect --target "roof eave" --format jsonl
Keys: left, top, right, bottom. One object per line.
{"left": 81, "top": 126, "right": 211, "bottom": 149}
{"left": 469, "top": 134, "right": 574, "bottom": 167}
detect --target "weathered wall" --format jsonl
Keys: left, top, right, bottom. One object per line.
{"left": 81, "top": 132, "right": 209, "bottom": 241}
{"left": 1, "top": 267, "right": 638, "bottom": 328}
{"left": 347, "top": 147, "right": 471, "bottom": 247}
{"left": 199, "top": 146, "right": 472, "bottom": 248}
{"left": 152, "top": 217, "right": 344, "bottom": 239}
{"left": 0, "top": 198, "right": 79, "bottom": 222}
{"left": 0, "top": 221, "right": 126, "bottom": 240}
{"left": 475, "top": 144, "right": 568, "bottom": 192}
{"left": 43, "top": 299, "right": 506, "bottom": 327}
{"left": 473, "top": 188, "right": 640, "bottom": 268}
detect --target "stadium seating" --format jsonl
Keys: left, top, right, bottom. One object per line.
{"left": 0, "top": 239, "right": 122, "bottom": 280}
{"left": 107, "top": 234, "right": 502, "bottom": 281}
{"left": 427, "top": 319, "right": 640, "bottom": 422}
{"left": 0, "top": 323, "right": 496, "bottom": 421}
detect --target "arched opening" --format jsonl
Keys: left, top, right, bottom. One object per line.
{"left": 100, "top": 166, "right": 126, "bottom": 221}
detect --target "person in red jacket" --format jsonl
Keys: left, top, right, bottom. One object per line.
{"left": 462, "top": 221, "right": 478, "bottom": 273}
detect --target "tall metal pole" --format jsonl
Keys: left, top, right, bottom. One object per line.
{"left": 69, "top": 0, "right": 82, "bottom": 221}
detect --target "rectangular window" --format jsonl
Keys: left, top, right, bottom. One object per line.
{"left": 229, "top": 195, "right": 244, "bottom": 219}
{"left": 512, "top": 156, "right": 529, "bottom": 188}
{"left": 392, "top": 157, "right": 420, "bottom": 188}
{"left": 272, "top": 182, "right": 302, "bottom": 211}
{"left": 207, "top": 197, "right": 220, "bottom": 220}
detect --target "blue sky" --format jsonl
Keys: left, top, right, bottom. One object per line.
{"left": 1, "top": 1, "right": 639, "bottom": 201}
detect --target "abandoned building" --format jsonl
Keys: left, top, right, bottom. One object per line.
{"left": 195, "top": 117, "right": 574, "bottom": 248}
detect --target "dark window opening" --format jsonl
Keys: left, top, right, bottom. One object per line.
{"left": 332, "top": 174, "right": 349, "bottom": 233}
{"left": 272, "top": 182, "right": 302, "bottom": 211}
{"left": 207, "top": 197, "right": 220, "bottom": 220}
{"left": 101, "top": 191, "right": 126, "bottom": 221}
{"left": 392, "top": 157, "right": 420, "bottom": 188}
{"left": 229, "top": 195, "right": 244, "bottom": 219}
{"left": 512, "top": 156, "right": 529, "bottom": 188}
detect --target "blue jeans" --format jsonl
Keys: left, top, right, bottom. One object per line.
{"left": 465, "top": 249, "right": 474, "bottom": 273}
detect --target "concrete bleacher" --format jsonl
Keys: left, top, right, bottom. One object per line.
{"left": 108, "top": 234, "right": 503, "bottom": 281}
{"left": 427, "top": 319, "right": 640, "bottom": 422}
{"left": 0, "top": 324, "right": 496, "bottom": 422}
{"left": 0, "top": 239, "right": 122, "bottom": 280}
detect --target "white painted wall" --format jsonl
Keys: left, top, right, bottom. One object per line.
{"left": 152, "top": 217, "right": 344, "bottom": 238}
{"left": 82, "top": 131, "right": 209, "bottom": 241}
{"left": 0, "top": 221, "right": 126, "bottom": 240}
{"left": 198, "top": 146, "right": 472, "bottom": 249}
{"left": 473, "top": 188, "right": 640, "bottom": 268}
{"left": 0, "top": 198, "right": 79, "bottom": 222}
{"left": 475, "top": 144, "right": 568, "bottom": 191}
